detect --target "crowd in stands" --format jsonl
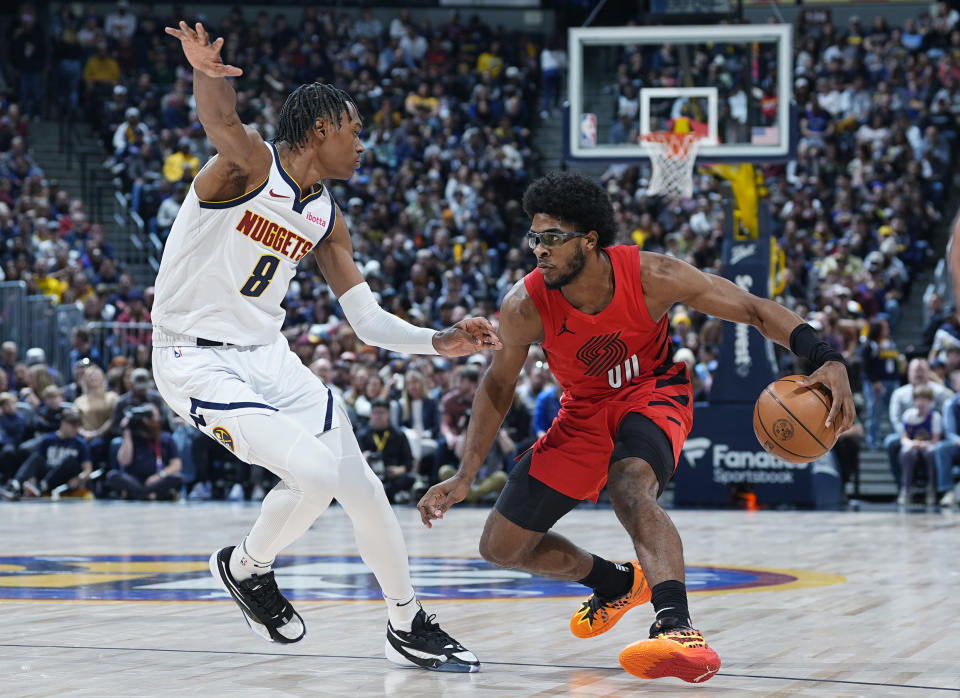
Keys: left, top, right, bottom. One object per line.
{"left": 1, "top": 2, "right": 959, "bottom": 506}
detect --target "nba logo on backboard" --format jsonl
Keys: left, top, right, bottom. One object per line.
{"left": 580, "top": 113, "right": 597, "bottom": 147}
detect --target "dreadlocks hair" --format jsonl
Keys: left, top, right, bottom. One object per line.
{"left": 275, "top": 83, "right": 357, "bottom": 150}
{"left": 521, "top": 171, "right": 617, "bottom": 248}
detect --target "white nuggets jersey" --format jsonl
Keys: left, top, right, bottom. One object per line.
{"left": 152, "top": 142, "right": 336, "bottom": 346}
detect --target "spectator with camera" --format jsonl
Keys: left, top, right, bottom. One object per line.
{"left": 34, "top": 385, "right": 67, "bottom": 436}
{"left": 110, "top": 367, "right": 166, "bottom": 439}
{"left": 5, "top": 409, "right": 91, "bottom": 499}
{"left": 105, "top": 402, "right": 182, "bottom": 500}
{"left": 358, "top": 399, "right": 416, "bottom": 504}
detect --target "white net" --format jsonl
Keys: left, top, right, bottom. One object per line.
{"left": 639, "top": 132, "right": 703, "bottom": 199}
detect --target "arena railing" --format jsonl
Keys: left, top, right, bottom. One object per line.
{"left": 86, "top": 322, "right": 155, "bottom": 366}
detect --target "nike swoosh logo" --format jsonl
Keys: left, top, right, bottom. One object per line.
{"left": 396, "top": 596, "right": 416, "bottom": 607}
{"left": 269, "top": 189, "right": 290, "bottom": 199}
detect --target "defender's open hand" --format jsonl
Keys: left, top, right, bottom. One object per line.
{"left": 165, "top": 21, "right": 242, "bottom": 78}
{"left": 432, "top": 317, "right": 502, "bottom": 357}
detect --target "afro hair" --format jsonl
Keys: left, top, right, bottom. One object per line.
{"left": 521, "top": 171, "right": 617, "bottom": 248}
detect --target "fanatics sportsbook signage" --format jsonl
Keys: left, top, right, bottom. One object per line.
{"left": 674, "top": 403, "right": 843, "bottom": 508}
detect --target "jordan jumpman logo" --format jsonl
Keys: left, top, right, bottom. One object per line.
{"left": 558, "top": 317, "right": 576, "bottom": 336}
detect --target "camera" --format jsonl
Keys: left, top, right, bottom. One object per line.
{"left": 124, "top": 404, "right": 155, "bottom": 433}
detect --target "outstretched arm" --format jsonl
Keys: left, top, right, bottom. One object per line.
{"left": 417, "top": 281, "right": 543, "bottom": 527}
{"left": 314, "top": 211, "right": 501, "bottom": 356}
{"left": 164, "top": 21, "right": 270, "bottom": 200}
{"left": 642, "top": 252, "right": 855, "bottom": 432}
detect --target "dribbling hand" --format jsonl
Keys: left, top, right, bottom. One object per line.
{"left": 432, "top": 317, "right": 502, "bottom": 357}
{"left": 164, "top": 21, "right": 242, "bottom": 79}
{"left": 799, "top": 361, "right": 856, "bottom": 434}
{"left": 417, "top": 473, "right": 472, "bottom": 528}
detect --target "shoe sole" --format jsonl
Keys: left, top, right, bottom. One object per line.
{"left": 570, "top": 562, "right": 652, "bottom": 639}
{"left": 384, "top": 638, "right": 480, "bottom": 673}
{"left": 208, "top": 548, "right": 305, "bottom": 644}
{"left": 619, "top": 639, "right": 721, "bottom": 683}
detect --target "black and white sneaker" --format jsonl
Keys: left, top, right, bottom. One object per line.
{"left": 385, "top": 607, "right": 480, "bottom": 673}
{"left": 209, "top": 546, "right": 305, "bottom": 644}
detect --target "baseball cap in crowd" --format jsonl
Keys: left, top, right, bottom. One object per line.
{"left": 340, "top": 351, "right": 357, "bottom": 362}
{"left": 125, "top": 107, "right": 140, "bottom": 120}
{"left": 466, "top": 354, "right": 487, "bottom": 367}
{"left": 132, "top": 368, "right": 152, "bottom": 389}
{"left": 25, "top": 347, "right": 46, "bottom": 366}
{"left": 128, "top": 289, "right": 145, "bottom": 303}
{"left": 347, "top": 197, "right": 364, "bottom": 208}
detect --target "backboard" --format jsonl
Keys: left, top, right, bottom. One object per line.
{"left": 567, "top": 24, "right": 794, "bottom": 163}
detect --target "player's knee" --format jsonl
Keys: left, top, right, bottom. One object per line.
{"left": 291, "top": 462, "right": 337, "bottom": 498}
{"left": 478, "top": 515, "right": 532, "bottom": 569}
{"left": 341, "top": 455, "right": 387, "bottom": 501}
{"left": 610, "top": 459, "right": 660, "bottom": 500}
{"left": 478, "top": 531, "right": 519, "bottom": 568}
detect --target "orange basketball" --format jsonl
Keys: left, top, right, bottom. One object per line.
{"left": 753, "top": 375, "right": 838, "bottom": 464}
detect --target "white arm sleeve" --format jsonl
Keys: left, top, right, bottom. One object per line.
{"left": 338, "top": 282, "right": 439, "bottom": 356}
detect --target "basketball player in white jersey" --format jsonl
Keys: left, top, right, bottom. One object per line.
{"left": 156, "top": 21, "right": 501, "bottom": 672}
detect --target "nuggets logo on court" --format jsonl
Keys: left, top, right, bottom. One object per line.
{"left": 0, "top": 555, "right": 843, "bottom": 602}
{"left": 212, "top": 427, "right": 234, "bottom": 451}
{"left": 773, "top": 419, "right": 794, "bottom": 441}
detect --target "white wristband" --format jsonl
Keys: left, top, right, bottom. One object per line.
{"left": 338, "top": 282, "right": 439, "bottom": 355}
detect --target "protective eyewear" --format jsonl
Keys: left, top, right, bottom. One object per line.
{"left": 526, "top": 230, "right": 589, "bottom": 249}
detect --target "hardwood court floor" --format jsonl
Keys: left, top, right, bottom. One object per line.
{"left": 0, "top": 501, "right": 958, "bottom": 697}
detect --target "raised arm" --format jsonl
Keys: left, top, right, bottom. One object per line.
{"left": 314, "top": 211, "right": 501, "bottom": 356}
{"left": 417, "top": 280, "right": 543, "bottom": 527}
{"left": 164, "top": 21, "right": 271, "bottom": 201}
{"left": 641, "top": 251, "right": 855, "bottom": 432}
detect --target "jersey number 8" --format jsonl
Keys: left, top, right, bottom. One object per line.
{"left": 240, "top": 254, "right": 280, "bottom": 297}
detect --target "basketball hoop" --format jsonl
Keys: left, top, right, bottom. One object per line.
{"left": 639, "top": 132, "right": 703, "bottom": 200}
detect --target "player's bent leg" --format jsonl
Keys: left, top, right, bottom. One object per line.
{"left": 327, "top": 418, "right": 478, "bottom": 673}
{"left": 489, "top": 450, "right": 647, "bottom": 638}
{"left": 211, "top": 411, "right": 340, "bottom": 645}
{"left": 607, "top": 455, "right": 720, "bottom": 682}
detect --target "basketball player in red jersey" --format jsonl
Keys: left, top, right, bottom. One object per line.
{"left": 418, "top": 172, "right": 855, "bottom": 683}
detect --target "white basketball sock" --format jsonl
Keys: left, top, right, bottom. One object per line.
{"left": 230, "top": 537, "right": 273, "bottom": 582}
{"left": 384, "top": 593, "right": 420, "bottom": 631}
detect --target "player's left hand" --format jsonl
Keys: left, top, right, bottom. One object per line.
{"left": 799, "top": 361, "right": 856, "bottom": 435}
{"left": 433, "top": 317, "right": 502, "bottom": 357}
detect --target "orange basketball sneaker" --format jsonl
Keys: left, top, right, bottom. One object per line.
{"left": 569, "top": 560, "right": 651, "bottom": 638}
{"left": 619, "top": 617, "right": 721, "bottom": 683}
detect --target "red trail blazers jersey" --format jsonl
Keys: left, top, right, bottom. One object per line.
{"left": 522, "top": 245, "right": 693, "bottom": 501}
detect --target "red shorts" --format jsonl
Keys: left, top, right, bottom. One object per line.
{"left": 528, "top": 378, "right": 694, "bottom": 502}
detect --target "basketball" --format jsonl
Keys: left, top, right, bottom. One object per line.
{"left": 753, "top": 375, "right": 838, "bottom": 464}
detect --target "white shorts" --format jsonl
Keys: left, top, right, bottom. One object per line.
{"left": 152, "top": 329, "right": 341, "bottom": 462}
